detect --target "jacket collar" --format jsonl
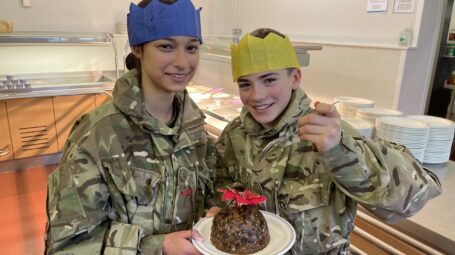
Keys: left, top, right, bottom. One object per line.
{"left": 239, "top": 88, "right": 312, "bottom": 137}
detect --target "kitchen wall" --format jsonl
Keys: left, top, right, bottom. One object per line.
{"left": 0, "top": 0, "right": 209, "bottom": 34}
{"left": 195, "top": 0, "right": 444, "bottom": 113}
{"left": 0, "top": 0, "right": 205, "bottom": 75}
{"left": 0, "top": 0, "right": 445, "bottom": 114}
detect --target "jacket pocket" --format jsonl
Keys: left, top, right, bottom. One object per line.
{"left": 279, "top": 179, "right": 329, "bottom": 213}
{"left": 278, "top": 177, "right": 340, "bottom": 254}
{"left": 173, "top": 167, "right": 196, "bottom": 229}
{"left": 173, "top": 164, "right": 213, "bottom": 230}
{"left": 105, "top": 158, "right": 161, "bottom": 206}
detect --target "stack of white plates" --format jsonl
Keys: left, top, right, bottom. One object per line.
{"left": 407, "top": 115, "right": 455, "bottom": 164}
{"left": 375, "top": 117, "right": 430, "bottom": 162}
{"left": 335, "top": 97, "right": 375, "bottom": 118}
{"left": 342, "top": 117, "right": 375, "bottom": 139}
{"left": 356, "top": 108, "right": 404, "bottom": 125}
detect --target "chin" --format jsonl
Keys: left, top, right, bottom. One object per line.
{"left": 253, "top": 116, "right": 272, "bottom": 126}
{"left": 168, "top": 83, "right": 189, "bottom": 91}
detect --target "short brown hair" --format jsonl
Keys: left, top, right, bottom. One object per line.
{"left": 249, "top": 28, "right": 286, "bottom": 39}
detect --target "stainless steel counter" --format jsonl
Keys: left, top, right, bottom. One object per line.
{"left": 0, "top": 71, "right": 115, "bottom": 100}
{"left": 203, "top": 112, "right": 455, "bottom": 253}
{"left": 392, "top": 162, "right": 455, "bottom": 254}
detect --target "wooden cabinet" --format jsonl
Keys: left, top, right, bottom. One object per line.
{"left": 2, "top": 92, "right": 112, "bottom": 160}
{"left": 351, "top": 217, "right": 426, "bottom": 255}
{"left": 53, "top": 95, "right": 96, "bottom": 151}
{"left": 0, "top": 101, "right": 14, "bottom": 161}
{"left": 95, "top": 92, "right": 112, "bottom": 106}
{"left": 350, "top": 210, "right": 442, "bottom": 255}
{"left": 6, "top": 98, "right": 59, "bottom": 159}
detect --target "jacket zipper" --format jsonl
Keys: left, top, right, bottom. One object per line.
{"left": 160, "top": 170, "right": 169, "bottom": 232}
{"left": 273, "top": 180, "right": 281, "bottom": 216}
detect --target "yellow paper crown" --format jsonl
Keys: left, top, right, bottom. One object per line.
{"left": 230, "top": 33, "right": 300, "bottom": 81}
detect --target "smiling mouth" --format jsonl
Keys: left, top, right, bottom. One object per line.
{"left": 252, "top": 103, "right": 273, "bottom": 111}
{"left": 168, "top": 73, "right": 187, "bottom": 78}
{"left": 166, "top": 72, "right": 191, "bottom": 83}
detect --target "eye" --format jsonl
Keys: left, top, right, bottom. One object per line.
{"left": 264, "top": 77, "right": 277, "bottom": 85}
{"left": 238, "top": 82, "right": 251, "bottom": 90}
{"left": 157, "top": 43, "right": 174, "bottom": 51}
{"left": 187, "top": 45, "right": 199, "bottom": 54}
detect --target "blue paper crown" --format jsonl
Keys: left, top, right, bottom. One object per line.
{"left": 127, "top": 0, "right": 202, "bottom": 46}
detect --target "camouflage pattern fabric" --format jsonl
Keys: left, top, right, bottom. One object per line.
{"left": 45, "top": 69, "right": 217, "bottom": 254}
{"left": 215, "top": 88, "right": 441, "bottom": 255}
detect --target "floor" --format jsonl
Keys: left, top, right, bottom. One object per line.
{"left": 0, "top": 165, "right": 56, "bottom": 255}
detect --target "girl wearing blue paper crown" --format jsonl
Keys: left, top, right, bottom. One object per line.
{"left": 45, "top": 0, "right": 216, "bottom": 254}
{"left": 209, "top": 28, "right": 441, "bottom": 254}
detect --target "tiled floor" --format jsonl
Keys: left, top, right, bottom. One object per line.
{"left": 0, "top": 165, "right": 56, "bottom": 255}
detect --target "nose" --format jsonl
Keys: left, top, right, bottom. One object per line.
{"left": 249, "top": 84, "right": 267, "bottom": 101}
{"left": 173, "top": 47, "right": 189, "bottom": 70}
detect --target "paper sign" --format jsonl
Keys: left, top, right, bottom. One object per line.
{"left": 393, "top": 0, "right": 415, "bottom": 13}
{"left": 367, "top": 0, "right": 388, "bottom": 13}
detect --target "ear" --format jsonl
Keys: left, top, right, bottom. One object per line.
{"left": 130, "top": 46, "right": 143, "bottom": 59}
{"left": 291, "top": 68, "right": 302, "bottom": 90}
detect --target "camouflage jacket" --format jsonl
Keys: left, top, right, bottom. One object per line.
{"left": 45, "top": 70, "right": 216, "bottom": 255}
{"left": 215, "top": 88, "right": 441, "bottom": 255}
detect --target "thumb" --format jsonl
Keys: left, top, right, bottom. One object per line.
{"left": 192, "top": 230, "right": 204, "bottom": 241}
{"left": 175, "top": 230, "right": 193, "bottom": 239}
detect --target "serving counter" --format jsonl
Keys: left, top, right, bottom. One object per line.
{"left": 1, "top": 74, "right": 453, "bottom": 253}
{"left": 392, "top": 162, "right": 455, "bottom": 254}
{"left": 195, "top": 88, "right": 454, "bottom": 254}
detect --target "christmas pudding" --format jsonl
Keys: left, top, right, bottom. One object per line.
{"left": 211, "top": 187, "right": 270, "bottom": 254}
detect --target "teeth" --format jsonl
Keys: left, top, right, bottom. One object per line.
{"left": 171, "top": 74, "right": 185, "bottom": 78}
{"left": 254, "top": 104, "right": 271, "bottom": 110}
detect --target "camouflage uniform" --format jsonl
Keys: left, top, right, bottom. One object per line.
{"left": 45, "top": 69, "right": 216, "bottom": 255}
{"left": 215, "top": 88, "right": 441, "bottom": 255}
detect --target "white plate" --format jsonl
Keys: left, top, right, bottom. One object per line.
{"left": 357, "top": 107, "right": 403, "bottom": 117}
{"left": 192, "top": 210, "right": 296, "bottom": 255}
{"left": 407, "top": 115, "right": 455, "bottom": 128}
{"left": 335, "top": 96, "right": 375, "bottom": 107}
{"left": 376, "top": 117, "right": 429, "bottom": 130}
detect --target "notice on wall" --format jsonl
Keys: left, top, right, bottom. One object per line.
{"left": 366, "top": 0, "right": 388, "bottom": 13}
{"left": 393, "top": 0, "right": 414, "bottom": 13}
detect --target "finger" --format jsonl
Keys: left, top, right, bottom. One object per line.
{"left": 314, "top": 102, "right": 339, "bottom": 117}
{"left": 206, "top": 207, "right": 221, "bottom": 217}
{"left": 299, "top": 133, "right": 325, "bottom": 148}
{"left": 298, "top": 113, "right": 338, "bottom": 127}
{"left": 176, "top": 230, "right": 193, "bottom": 239}
{"left": 179, "top": 240, "right": 202, "bottom": 255}
{"left": 299, "top": 133, "right": 339, "bottom": 152}
{"left": 186, "top": 245, "right": 203, "bottom": 255}
{"left": 192, "top": 230, "right": 204, "bottom": 241}
{"left": 300, "top": 123, "right": 333, "bottom": 136}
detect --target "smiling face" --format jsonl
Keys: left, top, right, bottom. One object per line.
{"left": 132, "top": 36, "right": 200, "bottom": 94}
{"left": 237, "top": 68, "right": 301, "bottom": 129}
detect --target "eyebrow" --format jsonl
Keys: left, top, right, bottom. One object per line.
{"left": 160, "top": 37, "right": 199, "bottom": 43}
{"left": 238, "top": 72, "right": 279, "bottom": 83}
{"left": 258, "top": 72, "right": 278, "bottom": 79}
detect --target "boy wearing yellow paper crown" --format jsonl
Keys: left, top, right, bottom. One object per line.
{"left": 211, "top": 28, "right": 441, "bottom": 254}
{"left": 45, "top": 0, "right": 216, "bottom": 254}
